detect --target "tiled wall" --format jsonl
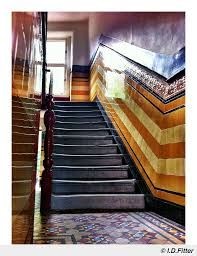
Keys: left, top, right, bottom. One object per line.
{"left": 71, "top": 66, "right": 90, "bottom": 101}
{"left": 12, "top": 12, "right": 42, "bottom": 97}
{"left": 90, "top": 47, "right": 185, "bottom": 206}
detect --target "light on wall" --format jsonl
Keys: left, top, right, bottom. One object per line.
{"left": 105, "top": 70, "right": 125, "bottom": 100}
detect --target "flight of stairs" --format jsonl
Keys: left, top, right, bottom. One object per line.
{"left": 51, "top": 101, "right": 145, "bottom": 211}
{"left": 12, "top": 96, "right": 40, "bottom": 213}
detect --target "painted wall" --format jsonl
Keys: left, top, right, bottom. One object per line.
{"left": 89, "top": 12, "right": 185, "bottom": 58}
{"left": 90, "top": 46, "right": 185, "bottom": 206}
{"left": 48, "top": 20, "right": 89, "bottom": 66}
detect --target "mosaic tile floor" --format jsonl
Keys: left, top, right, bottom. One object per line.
{"left": 33, "top": 192, "right": 185, "bottom": 244}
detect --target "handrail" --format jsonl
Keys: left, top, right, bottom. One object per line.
{"left": 41, "top": 12, "right": 48, "bottom": 110}
{"left": 40, "top": 70, "right": 55, "bottom": 214}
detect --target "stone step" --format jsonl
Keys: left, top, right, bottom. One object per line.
{"left": 12, "top": 165, "right": 34, "bottom": 180}
{"left": 52, "top": 179, "right": 135, "bottom": 194}
{"left": 54, "top": 135, "right": 114, "bottom": 145}
{"left": 53, "top": 153, "right": 123, "bottom": 166}
{"left": 54, "top": 128, "right": 111, "bottom": 136}
{"left": 54, "top": 109, "right": 101, "bottom": 117}
{"left": 12, "top": 153, "right": 35, "bottom": 162}
{"left": 55, "top": 115, "right": 104, "bottom": 122}
{"left": 12, "top": 106, "right": 37, "bottom": 114}
{"left": 12, "top": 118, "right": 37, "bottom": 127}
{"left": 52, "top": 165, "right": 129, "bottom": 179}
{"left": 55, "top": 121, "right": 108, "bottom": 129}
{"left": 12, "top": 100, "right": 39, "bottom": 109}
{"left": 54, "top": 105, "right": 99, "bottom": 111}
{"left": 12, "top": 111, "right": 35, "bottom": 121}
{"left": 12, "top": 96, "right": 39, "bottom": 104}
{"left": 51, "top": 194, "right": 145, "bottom": 210}
{"left": 12, "top": 143, "right": 35, "bottom": 153}
{"left": 53, "top": 144, "right": 118, "bottom": 155}
{"left": 12, "top": 132, "right": 37, "bottom": 143}
{"left": 12, "top": 180, "right": 32, "bottom": 196}
{"left": 12, "top": 125, "right": 38, "bottom": 134}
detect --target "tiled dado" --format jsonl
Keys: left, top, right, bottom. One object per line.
{"left": 71, "top": 66, "right": 90, "bottom": 101}
{"left": 12, "top": 12, "right": 42, "bottom": 97}
{"left": 90, "top": 52, "right": 185, "bottom": 206}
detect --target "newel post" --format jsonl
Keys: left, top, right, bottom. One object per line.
{"left": 40, "top": 94, "right": 55, "bottom": 214}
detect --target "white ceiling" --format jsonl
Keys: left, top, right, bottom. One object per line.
{"left": 48, "top": 12, "right": 90, "bottom": 22}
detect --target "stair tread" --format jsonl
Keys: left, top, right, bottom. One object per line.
{"left": 54, "top": 144, "right": 117, "bottom": 147}
{"left": 55, "top": 110, "right": 101, "bottom": 113}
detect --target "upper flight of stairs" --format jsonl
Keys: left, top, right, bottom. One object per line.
{"left": 12, "top": 96, "right": 40, "bottom": 212}
{"left": 51, "top": 101, "right": 145, "bottom": 211}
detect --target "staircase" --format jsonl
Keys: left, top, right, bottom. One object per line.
{"left": 51, "top": 101, "right": 145, "bottom": 210}
{"left": 12, "top": 96, "right": 40, "bottom": 212}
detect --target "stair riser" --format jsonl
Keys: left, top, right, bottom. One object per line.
{"left": 54, "top": 145, "right": 117, "bottom": 155}
{"left": 55, "top": 111, "right": 101, "bottom": 117}
{"left": 13, "top": 134, "right": 36, "bottom": 143}
{"left": 12, "top": 126, "right": 37, "bottom": 134}
{"left": 54, "top": 129, "right": 110, "bottom": 136}
{"left": 55, "top": 102, "right": 97, "bottom": 106}
{"left": 52, "top": 170, "right": 129, "bottom": 180}
{"left": 12, "top": 154, "right": 35, "bottom": 162}
{"left": 12, "top": 168, "right": 34, "bottom": 180}
{"left": 54, "top": 138, "right": 114, "bottom": 145}
{"left": 53, "top": 156, "right": 123, "bottom": 166}
{"left": 12, "top": 182, "right": 32, "bottom": 196}
{"left": 52, "top": 182, "right": 135, "bottom": 194}
{"left": 51, "top": 195, "right": 145, "bottom": 210}
{"left": 56, "top": 116, "right": 104, "bottom": 122}
{"left": 54, "top": 106, "right": 99, "bottom": 111}
{"left": 55, "top": 122, "right": 107, "bottom": 129}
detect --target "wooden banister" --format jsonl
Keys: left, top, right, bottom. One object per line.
{"left": 40, "top": 93, "right": 55, "bottom": 214}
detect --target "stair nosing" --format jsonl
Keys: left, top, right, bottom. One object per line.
{"left": 56, "top": 115, "right": 103, "bottom": 118}
{"left": 54, "top": 135, "right": 113, "bottom": 138}
{"left": 12, "top": 111, "right": 35, "bottom": 115}
{"left": 52, "top": 179, "right": 135, "bottom": 183}
{"left": 12, "top": 106, "right": 37, "bottom": 111}
{"left": 54, "top": 128, "right": 110, "bottom": 131}
{"left": 53, "top": 153, "right": 123, "bottom": 157}
{"left": 13, "top": 132, "right": 36, "bottom": 136}
{"left": 54, "top": 144, "right": 118, "bottom": 147}
{"left": 55, "top": 121, "right": 107, "bottom": 124}
{"left": 51, "top": 194, "right": 144, "bottom": 197}
{"left": 53, "top": 165, "right": 129, "bottom": 169}
{"left": 12, "top": 180, "right": 32, "bottom": 183}
{"left": 54, "top": 110, "right": 101, "bottom": 113}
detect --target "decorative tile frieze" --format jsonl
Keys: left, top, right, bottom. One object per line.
{"left": 97, "top": 46, "right": 185, "bottom": 101}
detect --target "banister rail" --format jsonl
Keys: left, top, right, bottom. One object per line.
{"left": 40, "top": 71, "right": 55, "bottom": 214}
{"left": 41, "top": 12, "right": 48, "bottom": 110}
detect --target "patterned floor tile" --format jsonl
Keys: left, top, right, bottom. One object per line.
{"left": 33, "top": 192, "right": 185, "bottom": 244}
